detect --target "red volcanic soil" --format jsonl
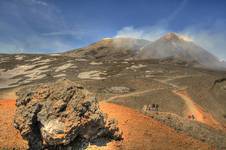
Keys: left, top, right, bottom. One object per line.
{"left": 0, "top": 99, "right": 28, "bottom": 149}
{"left": 99, "top": 102, "right": 212, "bottom": 150}
{"left": 0, "top": 99, "right": 212, "bottom": 150}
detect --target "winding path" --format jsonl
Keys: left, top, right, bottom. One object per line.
{"left": 106, "top": 88, "right": 165, "bottom": 102}
{"left": 153, "top": 76, "right": 221, "bottom": 127}
{"left": 173, "top": 90, "right": 205, "bottom": 122}
{"left": 173, "top": 89, "right": 221, "bottom": 129}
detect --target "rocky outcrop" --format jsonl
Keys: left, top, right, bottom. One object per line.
{"left": 14, "top": 79, "right": 122, "bottom": 150}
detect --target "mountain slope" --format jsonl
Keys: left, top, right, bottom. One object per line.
{"left": 64, "top": 38, "right": 150, "bottom": 60}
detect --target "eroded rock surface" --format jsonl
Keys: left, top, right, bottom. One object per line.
{"left": 14, "top": 79, "right": 122, "bottom": 149}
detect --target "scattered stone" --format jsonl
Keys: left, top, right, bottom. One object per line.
{"left": 55, "top": 63, "right": 76, "bottom": 72}
{"left": 90, "top": 61, "right": 103, "bottom": 65}
{"left": 28, "top": 57, "right": 42, "bottom": 62}
{"left": 76, "top": 58, "right": 87, "bottom": 62}
{"left": 107, "top": 86, "right": 131, "bottom": 94}
{"left": 33, "top": 58, "right": 55, "bottom": 65}
{"left": 49, "top": 53, "right": 60, "bottom": 56}
{"left": 15, "top": 55, "right": 25, "bottom": 60}
{"left": 222, "top": 85, "right": 226, "bottom": 90}
{"left": 126, "top": 64, "right": 146, "bottom": 70}
{"left": 14, "top": 79, "right": 122, "bottom": 149}
{"left": 78, "top": 71, "right": 107, "bottom": 80}
{"left": 54, "top": 74, "right": 66, "bottom": 78}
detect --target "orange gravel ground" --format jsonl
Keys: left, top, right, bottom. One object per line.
{"left": 0, "top": 99, "right": 28, "bottom": 149}
{"left": 0, "top": 99, "right": 213, "bottom": 150}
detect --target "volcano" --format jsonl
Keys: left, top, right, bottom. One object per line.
{"left": 138, "top": 33, "right": 222, "bottom": 69}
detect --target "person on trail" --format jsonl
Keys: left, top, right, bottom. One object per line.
{"left": 188, "top": 115, "right": 191, "bottom": 119}
{"left": 152, "top": 104, "right": 156, "bottom": 111}
{"left": 156, "top": 104, "right": 159, "bottom": 111}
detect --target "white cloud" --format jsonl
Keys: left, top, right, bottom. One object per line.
{"left": 166, "top": 0, "right": 188, "bottom": 23}
{"left": 115, "top": 26, "right": 168, "bottom": 41}
{"left": 42, "top": 30, "right": 85, "bottom": 39}
{"left": 33, "top": 0, "right": 48, "bottom": 6}
{"left": 23, "top": 0, "right": 48, "bottom": 6}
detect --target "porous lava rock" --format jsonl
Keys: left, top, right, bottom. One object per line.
{"left": 14, "top": 79, "right": 122, "bottom": 149}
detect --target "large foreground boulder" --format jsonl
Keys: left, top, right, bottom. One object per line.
{"left": 14, "top": 79, "right": 122, "bottom": 149}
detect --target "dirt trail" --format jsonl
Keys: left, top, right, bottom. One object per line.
{"left": 153, "top": 77, "right": 222, "bottom": 129}
{"left": 173, "top": 89, "right": 221, "bottom": 129}
{"left": 106, "top": 88, "right": 165, "bottom": 102}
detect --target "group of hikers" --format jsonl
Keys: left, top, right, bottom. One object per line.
{"left": 144, "top": 103, "right": 159, "bottom": 112}
{"left": 144, "top": 103, "right": 196, "bottom": 121}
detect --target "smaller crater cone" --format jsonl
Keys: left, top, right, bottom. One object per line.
{"left": 160, "top": 32, "right": 181, "bottom": 41}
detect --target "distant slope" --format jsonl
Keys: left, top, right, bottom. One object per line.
{"left": 64, "top": 37, "right": 150, "bottom": 60}
{"left": 138, "top": 33, "right": 223, "bottom": 69}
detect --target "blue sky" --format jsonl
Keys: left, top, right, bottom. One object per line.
{"left": 0, "top": 0, "right": 226, "bottom": 59}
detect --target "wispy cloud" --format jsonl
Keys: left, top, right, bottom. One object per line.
{"left": 0, "top": 35, "right": 73, "bottom": 54}
{"left": 166, "top": 0, "right": 188, "bottom": 23}
{"left": 21, "top": 0, "right": 48, "bottom": 6}
{"left": 31, "top": 0, "right": 48, "bottom": 6}
{"left": 42, "top": 30, "right": 89, "bottom": 39}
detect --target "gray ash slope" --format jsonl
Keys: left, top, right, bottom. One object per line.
{"left": 64, "top": 37, "right": 150, "bottom": 60}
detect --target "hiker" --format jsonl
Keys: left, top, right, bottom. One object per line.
{"left": 156, "top": 104, "right": 159, "bottom": 111}
{"left": 152, "top": 104, "right": 156, "bottom": 111}
{"left": 188, "top": 115, "right": 191, "bottom": 119}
